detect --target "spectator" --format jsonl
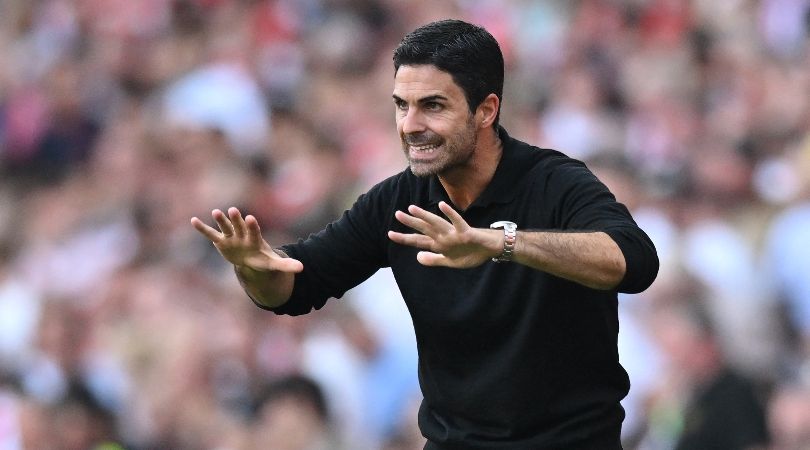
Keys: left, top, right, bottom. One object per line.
{"left": 640, "top": 298, "right": 771, "bottom": 450}
{"left": 251, "top": 374, "right": 345, "bottom": 450}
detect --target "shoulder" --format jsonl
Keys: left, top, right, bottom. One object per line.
{"left": 516, "top": 144, "right": 596, "bottom": 190}
{"left": 500, "top": 134, "right": 614, "bottom": 212}
{"left": 501, "top": 128, "right": 589, "bottom": 178}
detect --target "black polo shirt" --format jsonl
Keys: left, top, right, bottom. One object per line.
{"left": 266, "top": 127, "right": 659, "bottom": 449}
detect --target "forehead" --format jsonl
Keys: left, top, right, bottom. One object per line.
{"left": 393, "top": 65, "right": 464, "bottom": 100}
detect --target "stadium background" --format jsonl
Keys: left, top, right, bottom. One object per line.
{"left": 1, "top": 0, "right": 809, "bottom": 448}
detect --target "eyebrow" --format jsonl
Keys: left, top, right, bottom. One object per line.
{"left": 392, "top": 94, "right": 449, "bottom": 104}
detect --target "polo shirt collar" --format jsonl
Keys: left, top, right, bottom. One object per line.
{"left": 427, "top": 126, "right": 525, "bottom": 210}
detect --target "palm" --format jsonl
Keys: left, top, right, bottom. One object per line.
{"left": 191, "top": 208, "right": 302, "bottom": 273}
{"left": 436, "top": 251, "right": 489, "bottom": 268}
{"left": 388, "top": 201, "right": 499, "bottom": 268}
{"left": 215, "top": 236, "right": 271, "bottom": 268}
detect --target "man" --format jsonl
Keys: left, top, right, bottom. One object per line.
{"left": 192, "top": 19, "right": 658, "bottom": 449}
{"left": 655, "top": 301, "right": 770, "bottom": 450}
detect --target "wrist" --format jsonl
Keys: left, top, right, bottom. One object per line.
{"left": 234, "top": 264, "right": 265, "bottom": 280}
{"left": 490, "top": 221, "right": 517, "bottom": 262}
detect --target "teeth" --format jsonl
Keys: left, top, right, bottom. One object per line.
{"left": 410, "top": 143, "right": 440, "bottom": 153}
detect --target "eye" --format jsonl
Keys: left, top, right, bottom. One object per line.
{"left": 424, "top": 101, "right": 442, "bottom": 111}
{"left": 394, "top": 99, "right": 407, "bottom": 110}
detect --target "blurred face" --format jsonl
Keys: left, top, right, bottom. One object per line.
{"left": 393, "top": 65, "right": 478, "bottom": 177}
{"left": 253, "top": 396, "right": 325, "bottom": 450}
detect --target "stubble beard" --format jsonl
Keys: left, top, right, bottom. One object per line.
{"left": 403, "top": 117, "right": 478, "bottom": 178}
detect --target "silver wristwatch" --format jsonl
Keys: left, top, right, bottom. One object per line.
{"left": 490, "top": 221, "right": 517, "bottom": 262}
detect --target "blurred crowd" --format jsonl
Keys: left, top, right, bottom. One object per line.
{"left": 1, "top": 0, "right": 810, "bottom": 449}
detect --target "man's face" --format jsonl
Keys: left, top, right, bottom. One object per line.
{"left": 393, "top": 64, "right": 478, "bottom": 177}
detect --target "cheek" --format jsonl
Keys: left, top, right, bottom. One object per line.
{"left": 396, "top": 122, "right": 407, "bottom": 139}
{"left": 394, "top": 113, "right": 410, "bottom": 131}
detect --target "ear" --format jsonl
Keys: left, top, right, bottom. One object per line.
{"left": 476, "top": 93, "right": 500, "bottom": 129}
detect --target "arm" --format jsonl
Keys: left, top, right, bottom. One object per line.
{"left": 194, "top": 176, "right": 394, "bottom": 314}
{"left": 511, "top": 230, "right": 625, "bottom": 290}
{"left": 191, "top": 207, "right": 302, "bottom": 308}
{"left": 388, "top": 202, "right": 625, "bottom": 290}
{"left": 232, "top": 250, "right": 296, "bottom": 308}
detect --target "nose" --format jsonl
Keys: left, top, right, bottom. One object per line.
{"left": 400, "top": 108, "right": 425, "bottom": 135}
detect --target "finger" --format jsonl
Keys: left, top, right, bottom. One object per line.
{"left": 416, "top": 251, "right": 449, "bottom": 267}
{"left": 191, "top": 217, "right": 223, "bottom": 242}
{"left": 228, "top": 207, "right": 247, "bottom": 237}
{"left": 244, "top": 215, "right": 263, "bottom": 244}
{"left": 394, "top": 210, "right": 431, "bottom": 235}
{"left": 212, "top": 209, "right": 235, "bottom": 237}
{"left": 438, "top": 201, "right": 468, "bottom": 231}
{"left": 407, "top": 204, "right": 451, "bottom": 229}
{"left": 388, "top": 230, "right": 434, "bottom": 250}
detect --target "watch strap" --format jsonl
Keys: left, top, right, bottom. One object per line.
{"left": 490, "top": 221, "right": 517, "bottom": 262}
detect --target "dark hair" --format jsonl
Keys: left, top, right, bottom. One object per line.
{"left": 393, "top": 19, "right": 504, "bottom": 127}
{"left": 253, "top": 374, "right": 329, "bottom": 422}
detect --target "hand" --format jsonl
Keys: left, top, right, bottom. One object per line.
{"left": 387, "top": 201, "right": 502, "bottom": 268}
{"left": 190, "top": 207, "right": 303, "bottom": 273}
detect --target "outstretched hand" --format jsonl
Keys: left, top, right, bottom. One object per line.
{"left": 387, "top": 201, "right": 502, "bottom": 268}
{"left": 190, "top": 207, "right": 303, "bottom": 273}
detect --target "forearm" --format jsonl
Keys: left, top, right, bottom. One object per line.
{"left": 511, "top": 231, "right": 626, "bottom": 290}
{"left": 234, "top": 250, "right": 295, "bottom": 308}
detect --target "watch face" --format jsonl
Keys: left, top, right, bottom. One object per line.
{"left": 489, "top": 220, "right": 517, "bottom": 231}
{"left": 490, "top": 221, "right": 517, "bottom": 230}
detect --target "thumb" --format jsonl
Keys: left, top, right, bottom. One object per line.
{"left": 416, "top": 251, "right": 446, "bottom": 267}
{"left": 269, "top": 257, "right": 304, "bottom": 273}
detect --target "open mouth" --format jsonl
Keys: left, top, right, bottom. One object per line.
{"left": 409, "top": 142, "right": 441, "bottom": 154}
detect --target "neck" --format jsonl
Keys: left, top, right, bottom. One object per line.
{"left": 439, "top": 128, "right": 502, "bottom": 210}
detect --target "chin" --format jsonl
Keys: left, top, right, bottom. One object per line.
{"left": 408, "top": 161, "right": 443, "bottom": 177}
{"left": 409, "top": 166, "right": 434, "bottom": 177}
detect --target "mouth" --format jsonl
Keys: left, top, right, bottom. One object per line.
{"left": 407, "top": 142, "right": 442, "bottom": 160}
